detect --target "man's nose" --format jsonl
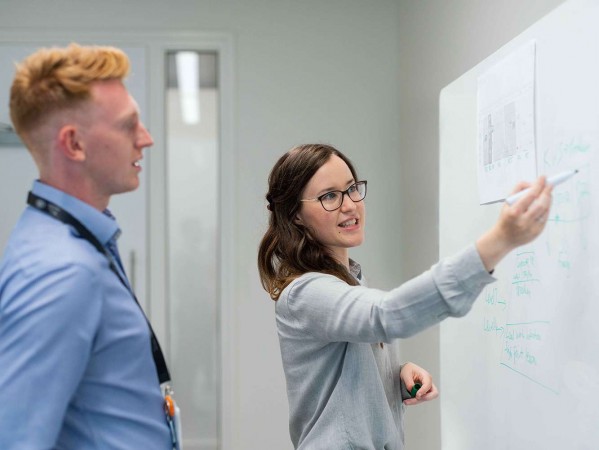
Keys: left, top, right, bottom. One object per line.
{"left": 138, "top": 123, "right": 154, "bottom": 148}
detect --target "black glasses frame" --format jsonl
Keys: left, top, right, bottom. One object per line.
{"left": 300, "top": 180, "right": 367, "bottom": 211}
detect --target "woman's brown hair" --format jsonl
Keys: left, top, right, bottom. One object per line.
{"left": 257, "top": 143, "right": 361, "bottom": 300}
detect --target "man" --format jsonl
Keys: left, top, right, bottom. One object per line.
{"left": 0, "top": 44, "right": 173, "bottom": 449}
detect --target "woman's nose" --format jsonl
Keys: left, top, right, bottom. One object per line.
{"left": 339, "top": 192, "right": 357, "bottom": 211}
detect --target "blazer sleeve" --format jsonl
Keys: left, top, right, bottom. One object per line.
{"left": 277, "top": 245, "right": 495, "bottom": 343}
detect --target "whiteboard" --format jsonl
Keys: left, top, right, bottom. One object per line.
{"left": 439, "top": 1, "right": 599, "bottom": 448}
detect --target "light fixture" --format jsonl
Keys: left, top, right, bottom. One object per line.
{"left": 175, "top": 51, "right": 201, "bottom": 125}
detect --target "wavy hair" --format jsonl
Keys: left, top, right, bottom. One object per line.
{"left": 9, "top": 43, "right": 130, "bottom": 136}
{"left": 258, "top": 144, "right": 361, "bottom": 300}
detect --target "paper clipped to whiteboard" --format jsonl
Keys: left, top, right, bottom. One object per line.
{"left": 477, "top": 40, "right": 537, "bottom": 204}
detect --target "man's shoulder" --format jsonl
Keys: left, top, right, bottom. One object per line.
{"left": 2, "top": 210, "right": 106, "bottom": 277}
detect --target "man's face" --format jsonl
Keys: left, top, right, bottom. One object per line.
{"left": 78, "top": 79, "right": 153, "bottom": 203}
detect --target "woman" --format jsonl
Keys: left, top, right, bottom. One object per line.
{"left": 258, "top": 143, "right": 551, "bottom": 449}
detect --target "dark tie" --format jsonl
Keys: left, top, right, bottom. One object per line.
{"left": 105, "top": 236, "right": 133, "bottom": 292}
{"left": 106, "top": 237, "right": 124, "bottom": 271}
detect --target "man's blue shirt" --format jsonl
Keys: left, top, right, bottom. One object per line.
{"left": 0, "top": 181, "right": 171, "bottom": 449}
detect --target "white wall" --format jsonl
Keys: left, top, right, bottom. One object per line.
{"left": 0, "top": 1, "right": 402, "bottom": 449}
{"left": 397, "top": 1, "right": 565, "bottom": 449}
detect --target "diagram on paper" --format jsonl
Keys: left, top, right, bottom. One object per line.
{"left": 477, "top": 40, "right": 537, "bottom": 204}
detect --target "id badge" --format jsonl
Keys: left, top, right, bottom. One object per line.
{"left": 164, "top": 385, "right": 182, "bottom": 450}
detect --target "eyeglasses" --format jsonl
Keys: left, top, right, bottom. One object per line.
{"left": 300, "top": 180, "right": 367, "bottom": 211}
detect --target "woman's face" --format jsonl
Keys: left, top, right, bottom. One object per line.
{"left": 295, "top": 155, "right": 365, "bottom": 265}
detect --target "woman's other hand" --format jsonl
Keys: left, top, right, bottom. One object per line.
{"left": 400, "top": 362, "right": 439, "bottom": 406}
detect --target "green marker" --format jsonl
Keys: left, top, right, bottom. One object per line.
{"left": 410, "top": 383, "right": 422, "bottom": 398}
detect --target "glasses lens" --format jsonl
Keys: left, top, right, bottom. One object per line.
{"left": 348, "top": 182, "right": 366, "bottom": 201}
{"left": 320, "top": 192, "right": 342, "bottom": 211}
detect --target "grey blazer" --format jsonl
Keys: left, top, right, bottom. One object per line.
{"left": 275, "top": 245, "right": 495, "bottom": 449}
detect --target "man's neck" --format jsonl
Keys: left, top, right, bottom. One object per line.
{"left": 38, "top": 176, "right": 109, "bottom": 211}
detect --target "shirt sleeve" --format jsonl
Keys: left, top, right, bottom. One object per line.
{"left": 0, "top": 261, "right": 103, "bottom": 448}
{"left": 278, "top": 245, "right": 496, "bottom": 344}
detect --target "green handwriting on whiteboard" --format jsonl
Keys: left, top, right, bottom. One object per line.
{"left": 499, "top": 363, "right": 560, "bottom": 395}
{"left": 543, "top": 137, "right": 590, "bottom": 168}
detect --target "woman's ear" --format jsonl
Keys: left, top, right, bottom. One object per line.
{"left": 294, "top": 214, "right": 303, "bottom": 225}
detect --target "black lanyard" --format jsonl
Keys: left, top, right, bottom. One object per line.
{"left": 27, "top": 191, "right": 171, "bottom": 384}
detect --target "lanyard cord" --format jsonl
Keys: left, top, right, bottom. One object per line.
{"left": 27, "top": 191, "right": 171, "bottom": 384}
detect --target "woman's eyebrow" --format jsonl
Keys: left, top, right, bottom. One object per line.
{"left": 313, "top": 179, "right": 355, "bottom": 196}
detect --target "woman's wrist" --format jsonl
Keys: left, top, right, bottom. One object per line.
{"left": 475, "top": 226, "right": 514, "bottom": 272}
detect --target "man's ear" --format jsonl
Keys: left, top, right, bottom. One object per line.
{"left": 57, "top": 125, "right": 86, "bottom": 162}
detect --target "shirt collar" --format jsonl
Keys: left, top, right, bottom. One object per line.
{"left": 349, "top": 258, "right": 362, "bottom": 281}
{"left": 31, "top": 180, "right": 121, "bottom": 245}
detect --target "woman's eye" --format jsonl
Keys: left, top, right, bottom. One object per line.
{"left": 321, "top": 192, "right": 339, "bottom": 202}
{"left": 347, "top": 184, "right": 357, "bottom": 193}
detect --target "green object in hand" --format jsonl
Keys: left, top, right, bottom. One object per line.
{"left": 410, "top": 383, "right": 422, "bottom": 398}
